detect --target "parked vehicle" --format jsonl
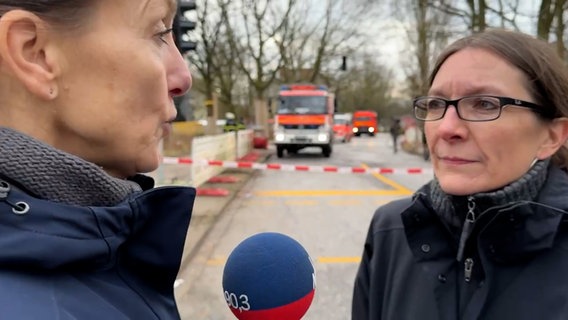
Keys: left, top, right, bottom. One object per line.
{"left": 352, "top": 110, "right": 378, "bottom": 137}
{"left": 273, "top": 84, "right": 335, "bottom": 158}
{"left": 333, "top": 113, "right": 353, "bottom": 143}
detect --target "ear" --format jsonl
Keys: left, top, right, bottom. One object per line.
{"left": 536, "top": 117, "right": 568, "bottom": 159}
{"left": 0, "top": 10, "right": 58, "bottom": 100}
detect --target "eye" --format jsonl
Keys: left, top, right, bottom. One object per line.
{"left": 156, "top": 27, "right": 173, "bottom": 45}
{"left": 470, "top": 97, "right": 500, "bottom": 111}
{"left": 425, "top": 98, "right": 446, "bottom": 110}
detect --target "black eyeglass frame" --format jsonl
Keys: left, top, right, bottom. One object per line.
{"left": 413, "top": 95, "right": 555, "bottom": 122}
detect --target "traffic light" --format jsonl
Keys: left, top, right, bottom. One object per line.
{"left": 173, "top": 0, "right": 197, "bottom": 54}
{"left": 341, "top": 56, "right": 347, "bottom": 71}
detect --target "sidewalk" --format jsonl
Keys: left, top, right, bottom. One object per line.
{"left": 175, "top": 148, "right": 274, "bottom": 269}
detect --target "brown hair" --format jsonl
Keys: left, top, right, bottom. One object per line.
{"left": 0, "top": 1, "right": 95, "bottom": 29}
{"left": 429, "top": 28, "right": 568, "bottom": 169}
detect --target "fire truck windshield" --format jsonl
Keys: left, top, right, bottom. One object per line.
{"left": 277, "top": 96, "right": 327, "bottom": 114}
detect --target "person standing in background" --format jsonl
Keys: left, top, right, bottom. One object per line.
{"left": 422, "top": 127, "right": 430, "bottom": 161}
{"left": 0, "top": 1, "right": 195, "bottom": 319}
{"left": 389, "top": 117, "right": 402, "bottom": 153}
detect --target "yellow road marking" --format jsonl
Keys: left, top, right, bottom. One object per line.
{"left": 207, "top": 258, "right": 225, "bottom": 266}
{"left": 243, "top": 199, "right": 277, "bottom": 206}
{"left": 284, "top": 200, "right": 318, "bottom": 206}
{"left": 361, "top": 163, "right": 413, "bottom": 195}
{"left": 243, "top": 198, "right": 399, "bottom": 206}
{"left": 254, "top": 164, "right": 414, "bottom": 197}
{"left": 317, "top": 256, "right": 361, "bottom": 264}
{"left": 206, "top": 256, "right": 362, "bottom": 266}
{"left": 255, "top": 189, "right": 409, "bottom": 197}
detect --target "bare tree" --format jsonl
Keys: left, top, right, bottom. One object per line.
{"left": 537, "top": 0, "right": 567, "bottom": 58}
{"left": 221, "top": 0, "right": 296, "bottom": 100}
{"left": 538, "top": 0, "right": 555, "bottom": 40}
{"left": 429, "top": 0, "right": 523, "bottom": 33}
{"left": 209, "top": 0, "right": 253, "bottom": 119}
{"left": 271, "top": 2, "right": 313, "bottom": 84}
{"left": 305, "top": 1, "right": 367, "bottom": 84}
{"left": 190, "top": 1, "right": 225, "bottom": 105}
{"left": 391, "top": 0, "right": 450, "bottom": 98}
{"left": 553, "top": 0, "right": 567, "bottom": 58}
{"left": 335, "top": 53, "right": 393, "bottom": 115}
{"left": 414, "top": 0, "right": 440, "bottom": 94}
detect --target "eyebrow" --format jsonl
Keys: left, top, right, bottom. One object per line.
{"left": 143, "top": 0, "right": 176, "bottom": 13}
{"left": 167, "top": 0, "right": 177, "bottom": 14}
{"left": 428, "top": 85, "right": 506, "bottom": 97}
{"left": 140, "top": 0, "right": 177, "bottom": 22}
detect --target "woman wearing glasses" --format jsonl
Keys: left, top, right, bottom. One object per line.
{"left": 352, "top": 28, "right": 568, "bottom": 320}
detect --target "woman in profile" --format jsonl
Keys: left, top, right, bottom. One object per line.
{"left": 0, "top": 1, "right": 195, "bottom": 319}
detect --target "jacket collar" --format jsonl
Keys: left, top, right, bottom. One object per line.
{"left": 427, "top": 159, "right": 550, "bottom": 233}
{"left": 404, "top": 166, "right": 568, "bottom": 263}
{"left": 0, "top": 127, "right": 142, "bottom": 206}
{"left": 0, "top": 181, "right": 195, "bottom": 272}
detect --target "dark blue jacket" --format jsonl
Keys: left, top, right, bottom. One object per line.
{"left": 353, "top": 166, "right": 568, "bottom": 320}
{"left": 0, "top": 179, "right": 195, "bottom": 319}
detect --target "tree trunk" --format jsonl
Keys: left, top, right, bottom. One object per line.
{"left": 537, "top": 0, "right": 553, "bottom": 40}
{"left": 554, "top": 0, "right": 566, "bottom": 60}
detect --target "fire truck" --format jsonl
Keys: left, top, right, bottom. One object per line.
{"left": 273, "top": 84, "right": 335, "bottom": 158}
{"left": 352, "top": 110, "right": 378, "bottom": 137}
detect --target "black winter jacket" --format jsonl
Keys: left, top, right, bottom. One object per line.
{"left": 352, "top": 166, "right": 568, "bottom": 320}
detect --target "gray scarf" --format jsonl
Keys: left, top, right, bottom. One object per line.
{"left": 0, "top": 127, "right": 142, "bottom": 206}
{"left": 429, "top": 159, "right": 549, "bottom": 231}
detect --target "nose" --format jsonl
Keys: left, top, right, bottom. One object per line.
{"left": 435, "top": 104, "right": 467, "bottom": 140}
{"left": 167, "top": 46, "right": 192, "bottom": 97}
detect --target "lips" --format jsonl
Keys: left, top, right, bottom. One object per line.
{"left": 438, "top": 156, "right": 476, "bottom": 165}
{"left": 162, "top": 121, "right": 173, "bottom": 137}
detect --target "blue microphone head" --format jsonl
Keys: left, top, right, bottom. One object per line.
{"left": 222, "top": 232, "right": 316, "bottom": 320}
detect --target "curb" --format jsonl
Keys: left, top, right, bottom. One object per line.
{"left": 179, "top": 149, "right": 273, "bottom": 269}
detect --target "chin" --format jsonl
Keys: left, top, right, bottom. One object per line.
{"left": 437, "top": 176, "right": 481, "bottom": 196}
{"left": 136, "top": 157, "right": 161, "bottom": 174}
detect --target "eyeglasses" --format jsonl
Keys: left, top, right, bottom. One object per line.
{"left": 413, "top": 95, "right": 554, "bottom": 122}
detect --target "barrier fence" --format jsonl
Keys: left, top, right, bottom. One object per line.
{"left": 153, "top": 129, "right": 254, "bottom": 188}
{"left": 153, "top": 126, "right": 432, "bottom": 188}
{"left": 162, "top": 157, "right": 433, "bottom": 175}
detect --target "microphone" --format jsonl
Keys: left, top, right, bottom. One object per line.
{"left": 222, "top": 232, "right": 316, "bottom": 320}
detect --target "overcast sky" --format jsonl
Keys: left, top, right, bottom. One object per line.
{"left": 357, "top": 0, "right": 541, "bottom": 87}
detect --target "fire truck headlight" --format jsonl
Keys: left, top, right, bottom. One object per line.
{"left": 353, "top": 127, "right": 358, "bottom": 133}
{"left": 275, "top": 133, "right": 285, "bottom": 141}
{"left": 369, "top": 127, "right": 375, "bottom": 133}
{"left": 317, "top": 133, "right": 328, "bottom": 142}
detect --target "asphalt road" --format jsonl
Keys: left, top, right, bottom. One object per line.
{"left": 173, "top": 133, "right": 433, "bottom": 319}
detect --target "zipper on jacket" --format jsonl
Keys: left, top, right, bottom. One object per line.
{"left": 456, "top": 196, "right": 476, "bottom": 262}
{"left": 464, "top": 258, "right": 474, "bottom": 282}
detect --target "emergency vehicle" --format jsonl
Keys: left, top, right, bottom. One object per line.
{"left": 273, "top": 84, "right": 335, "bottom": 158}
{"left": 352, "top": 110, "right": 378, "bottom": 136}
{"left": 333, "top": 113, "right": 353, "bottom": 143}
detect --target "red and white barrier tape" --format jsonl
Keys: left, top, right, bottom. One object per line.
{"left": 162, "top": 157, "right": 433, "bottom": 175}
